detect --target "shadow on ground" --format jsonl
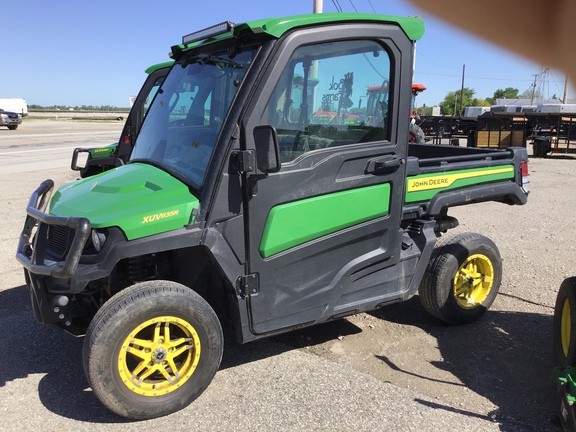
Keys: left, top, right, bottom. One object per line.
{"left": 0, "top": 285, "right": 362, "bottom": 423}
{"left": 370, "top": 296, "right": 558, "bottom": 432}
{"left": 0, "top": 284, "right": 559, "bottom": 430}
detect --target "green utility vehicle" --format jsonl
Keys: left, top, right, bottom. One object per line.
{"left": 553, "top": 277, "right": 576, "bottom": 431}
{"left": 17, "top": 13, "right": 529, "bottom": 419}
{"left": 71, "top": 62, "right": 172, "bottom": 178}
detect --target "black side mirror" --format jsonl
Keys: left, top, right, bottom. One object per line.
{"left": 253, "top": 125, "right": 281, "bottom": 173}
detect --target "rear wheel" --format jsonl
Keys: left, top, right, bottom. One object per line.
{"left": 83, "top": 280, "right": 223, "bottom": 419}
{"left": 553, "top": 277, "right": 576, "bottom": 366}
{"left": 419, "top": 232, "right": 502, "bottom": 324}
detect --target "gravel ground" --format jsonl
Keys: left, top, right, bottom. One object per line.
{"left": 275, "top": 153, "right": 576, "bottom": 431}
{"left": 1, "top": 120, "right": 575, "bottom": 431}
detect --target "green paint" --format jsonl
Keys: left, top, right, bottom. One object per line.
{"left": 241, "top": 13, "right": 425, "bottom": 41}
{"left": 88, "top": 145, "right": 116, "bottom": 159}
{"left": 144, "top": 61, "right": 174, "bottom": 75}
{"left": 172, "top": 13, "right": 424, "bottom": 58}
{"left": 405, "top": 165, "right": 515, "bottom": 204}
{"left": 259, "top": 183, "right": 391, "bottom": 258}
{"left": 50, "top": 163, "right": 198, "bottom": 240}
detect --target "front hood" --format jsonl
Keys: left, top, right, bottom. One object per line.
{"left": 50, "top": 163, "right": 199, "bottom": 240}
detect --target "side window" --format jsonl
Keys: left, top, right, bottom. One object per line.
{"left": 142, "top": 76, "right": 165, "bottom": 118}
{"left": 265, "top": 40, "right": 392, "bottom": 163}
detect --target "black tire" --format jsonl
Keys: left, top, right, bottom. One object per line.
{"left": 83, "top": 280, "right": 223, "bottom": 419}
{"left": 7, "top": 125, "right": 18, "bottom": 130}
{"left": 553, "top": 277, "right": 576, "bottom": 366}
{"left": 419, "top": 232, "right": 502, "bottom": 325}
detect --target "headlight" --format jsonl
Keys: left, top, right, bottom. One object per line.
{"left": 91, "top": 229, "right": 108, "bottom": 252}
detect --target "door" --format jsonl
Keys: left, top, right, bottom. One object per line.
{"left": 241, "top": 24, "right": 415, "bottom": 334}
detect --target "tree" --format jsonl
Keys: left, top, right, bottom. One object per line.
{"left": 417, "top": 105, "right": 434, "bottom": 116}
{"left": 472, "top": 98, "right": 491, "bottom": 107}
{"left": 520, "top": 87, "right": 543, "bottom": 101}
{"left": 439, "top": 88, "right": 476, "bottom": 116}
{"left": 486, "top": 87, "right": 519, "bottom": 105}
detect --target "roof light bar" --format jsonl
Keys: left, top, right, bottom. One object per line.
{"left": 182, "top": 21, "right": 235, "bottom": 45}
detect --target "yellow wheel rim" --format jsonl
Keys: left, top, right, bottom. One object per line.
{"left": 117, "top": 316, "right": 201, "bottom": 397}
{"left": 453, "top": 253, "right": 494, "bottom": 309}
{"left": 561, "top": 298, "right": 572, "bottom": 357}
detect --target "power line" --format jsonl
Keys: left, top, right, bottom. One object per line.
{"left": 367, "top": 0, "right": 377, "bottom": 13}
{"left": 548, "top": 71, "right": 565, "bottom": 99}
{"left": 349, "top": 0, "right": 358, "bottom": 12}
{"left": 415, "top": 49, "right": 462, "bottom": 69}
{"left": 415, "top": 71, "right": 564, "bottom": 83}
{"left": 332, "top": 0, "right": 343, "bottom": 12}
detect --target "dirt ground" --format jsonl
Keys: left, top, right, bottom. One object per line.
{"left": 3, "top": 120, "right": 575, "bottom": 430}
{"left": 270, "top": 153, "right": 576, "bottom": 431}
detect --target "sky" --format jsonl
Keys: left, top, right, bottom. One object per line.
{"left": 1, "top": 0, "right": 570, "bottom": 109}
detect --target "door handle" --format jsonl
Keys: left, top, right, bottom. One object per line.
{"left": 366, "top": 156, "right": 403, "bottom": 174}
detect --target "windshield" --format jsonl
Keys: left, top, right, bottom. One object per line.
{"left": 130, "top": 48, "right": 256, "bottom": 188}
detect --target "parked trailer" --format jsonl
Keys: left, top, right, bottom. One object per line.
{"left": 420, "top": 112, "right": 576, "bottom": 155}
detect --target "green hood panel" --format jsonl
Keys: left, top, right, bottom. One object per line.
{"left": 50, "top": 163, "right": 198, "bottom": 240}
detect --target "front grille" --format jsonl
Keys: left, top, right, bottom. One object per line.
{"left": 47, "top": 225, "right": 74, "bottom": 259}
{"left": 8, "top": 114, "right": 18, "bottom": 119}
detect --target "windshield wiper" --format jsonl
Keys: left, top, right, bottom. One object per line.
{"left": 184, "top": 53, "right": 244, "bottom": 69}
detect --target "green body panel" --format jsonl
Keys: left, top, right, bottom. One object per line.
{"left": 241, "top": 13, "right": 425, "bottom": 41}
{"left": 88, "top": 144, "right": 117, "bottom": 159}
{"left": 405, "top": 165, "right": 515, "bottom": 204}
{"left": 50, "top": 163, "right": 198, "bottom": 240}
{"left": 172, "top": 13, "right": 424, "bottom": 58}
{"left": 259, "top": 183, "right": 391, "bottom": 258}
{"left": 144, "top": 61, "right": 174, "bottom": 75}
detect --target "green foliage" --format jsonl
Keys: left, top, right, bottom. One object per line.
{"left": 486, "top": 87, "right": 519, "bottom": 105}
{"left": 519, "top": 87, "right": 543, "bottom": 100}
{"left": 416, "top": 105, "right": 433, "bottom": 116}
{"left": 439, "top": 88, "right": 476, "bottom": 116}
{"left": 474, "top": 98, "right": 491, "bottom": 107}
{"left": 28, "top": 104, "right": 130, "bottom": 112}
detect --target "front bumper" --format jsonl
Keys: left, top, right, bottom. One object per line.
{"left": 17, "top": 180, "right": 91, "bottom": 279}
{"left": 16, "top": 180, "right": 92, "bottom": 331}
{"left": 0, "top": 114, "right": 22, "bottom": 126}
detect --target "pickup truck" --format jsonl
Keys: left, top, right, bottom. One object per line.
{"left": 16, "top": 13, "right": 529, "bottom": 420}
{"left": 0, "top": 108, "right": 22, "bottom": 130}
{"left": 71, "top": 61, "right": 172, "bottom": 177}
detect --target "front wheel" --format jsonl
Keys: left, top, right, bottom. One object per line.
{"left": 419, "top": 232, "right": 502, "bottom": 325}
{"left": 7, "top": 125, "right": 18, "bottom": 130}
{"left": 553, "top": 277, "right": 576, "bottom": 366}
{"left": 83, "top": 280, "right": 223, "bottom": 419}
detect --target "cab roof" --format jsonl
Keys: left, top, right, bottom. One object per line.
{"left": 171, "top": 12, "right": 424, "bottom": 58}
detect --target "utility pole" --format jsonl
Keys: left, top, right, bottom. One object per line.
{"left": 313, "top": 0, "right": 323, "bottom": 13}
{"left": 531, "top": 73, "right": 538, "bottom": 105}
{"left": 458, "top": 64, "right": 465, "bottom": 117}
